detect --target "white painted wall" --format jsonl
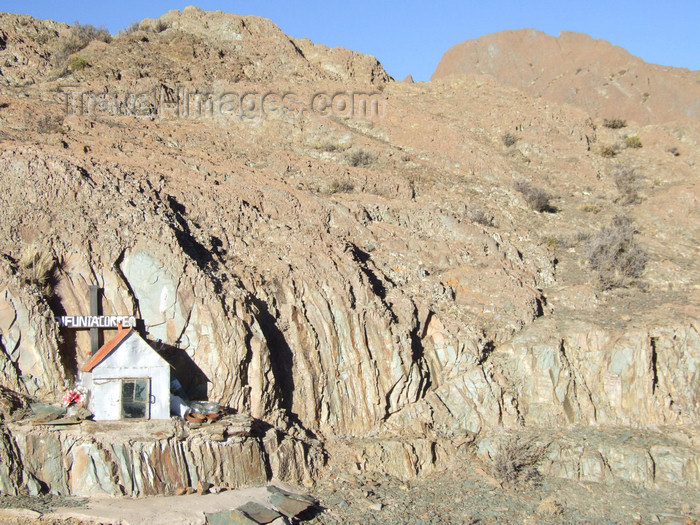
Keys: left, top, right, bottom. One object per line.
{"left": 81, "top": 332, "right": 171, "bottom": 420}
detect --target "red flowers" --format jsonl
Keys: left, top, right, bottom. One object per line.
{"left": 61, "top": 388, "right": 85, "bottom": 407}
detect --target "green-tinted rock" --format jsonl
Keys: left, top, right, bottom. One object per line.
{"left": 266, "top": 486, "right": 314, "bottom": 517}
{"left": 205, "top": 508, "right": 259, "bottom": 525}
{"left": 237, "top": 501, "right": 282, "bottom": 523}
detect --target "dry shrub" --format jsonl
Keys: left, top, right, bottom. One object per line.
{"left": 574, "top": 231, "right": 591, "bottom": 244}
{"left": 137, "top": 20, "right": 170, "bottom": 33}
{"left": 491, "top": 435, "right": 547, "bottom": 485}
{"left": 119, "top": 21, "right": 141, "bottom": 35}
{"left": 599, "top": 144, "right": 618, "bottom": 158}
{"left": 585, "top": 216, "right": 647, "bottom": 289}
{"left": 315, "top": 140, "right": 348, "bottom": 152}
{"left": 68, "top": 56, "right": 90, "bottom": 72}
{"left": 603, "top": 118, "right": 627, "bottom": 129}
{"left": 19, "top": 244, "right": 56, "bottom": 290}
{"left": 347, "top": 150, "right": 376, "bottom": 168}
{"left": 55, "top": 22, "right": 111, "bottom": 63}
{"left": 578, "top": 203, "right": 601, "bottom": 213}
{"left": 22, "top": 108, "right": 63, "bottom": 134}
{"left": 613, "top": 164, "right": 643, "bottom": 205}
{"left": 501, "top": 132, "right": 518, "bottom": 147}
{"left": 468, "top": 207, "right": 494, "bottom": 226}
{"left": 624, "top": 136, "right": 642, "bottom": 149}
{"left": 327, "top": 180, "right": 355, "bottom": 194}
{"left": 514, "top": 181, "right": 553, "bottom": 212}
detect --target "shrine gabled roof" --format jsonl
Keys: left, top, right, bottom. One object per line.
{"left": 80, "top": 327, "right": 134, "bottom": 372}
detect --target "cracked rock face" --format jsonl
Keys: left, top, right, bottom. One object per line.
{"left": 0, "top": 7, "right": 699, "bottom": 494}
{"left": 1, "top": 418, "right": 323, "bottom": 497}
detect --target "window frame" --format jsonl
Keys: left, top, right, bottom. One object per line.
{"left": 120, "top": 378, "right": 151, "bottom": 419}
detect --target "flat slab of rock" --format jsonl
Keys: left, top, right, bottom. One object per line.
{"left": 205, "top": 508, "right": 259, "bottom": 525}
{"left": 40, "top": 484, "right": 313, "bottom": 525}
{"left": 266, "top": 486, "right": 315, "bottom": 517}
{"left": 206, "top": 502, "right": 284, "bottom": 524}
{"left": 237, "top": 502, "right": 282, "bottom": 523}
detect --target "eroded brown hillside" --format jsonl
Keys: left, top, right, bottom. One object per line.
{"left": 432, "top": 28, "right": 700, "bottom": 125}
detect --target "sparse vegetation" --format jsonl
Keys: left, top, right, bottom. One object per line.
{"left": 139, "top": 20, "right": 170, "bottom": 33}
{"left": 153, "top": 20, "right": 170, "bottom": 33}
{"left": 585, "top": 216, "right": 647, "bottom": 289}
{"left": 315, "top": 140, "right": 348, "bottom": 152}
{"left": 578, "top": 203, "right": 602, "bottom": 213}
{"left": 501, "top": 132, "right": 518, "bottom": 147}
{"left": 514, "top": 181, "right": 553, "bottom": 212}
{"left": 55, "top": 22, "right": 111, "bottom": 62}
{"left": 665, "top": 146, "right": 680, "bottom": 156}
{"left": 491, "top": 435, "right": 547, "bottom": 485}
{"left": 68, "top": 56, "right": 90, "bottom": 71}
{"left": 347, "top": 149, "right": 376, "bottom": 168}
{"left": 625, "top": 136, "right": 643, "bottom": 149}
{"left": 468, "top": 207, "right": 494, "bottom": 226}
{"left": 603, "top": 118, "right": 627, "bottom": 129}
{"left": 575, "top": 231, "right": 591, "bottom": 244}
{"left": 327, "top": 180, "right": 355, "bottom": 194}
{"left": 37, "top": 113, "right": 63, "bottom": 134}
{"left": 599, "top": 144, "right": 618, "bottom": 158}
{"left": 35, "top": 30, "right": 55, "bottom": 46}
{"left": 119, "top": 21, "right": 141, "bottom": 35}
{"left": 613, "top": 164, "right": 643, "bottom": 204}
{"left": 22, "top": 109, "right": 63, "bottom": 134}
{"left": 19, "top": 244, "right": 56, "bottom": 292}
{"left": 318, "top": 143, "right": 342, "bottom": 152}
{"left": 544, "top": 236, "right": 561, "bottom": 249}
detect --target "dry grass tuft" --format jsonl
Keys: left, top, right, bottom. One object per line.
{"left": 19, "top": 244, "right": 56, "bottom": 291}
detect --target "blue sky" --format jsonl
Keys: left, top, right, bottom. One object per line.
{"left": 3, "top": 1, "right": 699, "bottom": 81}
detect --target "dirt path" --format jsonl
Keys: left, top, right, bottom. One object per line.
{"left": 1, "top": 468, "right": 699, "bottom": 525}
{"left": 0, "top": 481, "right": 314, "bottom": 524}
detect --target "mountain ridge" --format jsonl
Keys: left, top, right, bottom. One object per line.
{"left": 432, "top": 28, "right": 700, "bottom": 124}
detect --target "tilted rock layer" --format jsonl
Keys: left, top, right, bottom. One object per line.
{"left": 0, "top": 418, "right": 323, "bottom": 496}
{"left": 0, "top": 8, "right": 698, "bottom": 494}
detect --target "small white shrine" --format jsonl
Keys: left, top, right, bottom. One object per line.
{"left": 79, "top": 327, "right": 171, "bottom": 420}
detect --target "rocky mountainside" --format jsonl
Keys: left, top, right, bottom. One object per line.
{"left": 432, "top": 28, "right": 700, "bottom": 125}
{"left": 0, "top": 7, "right": 699, "bottom": 521}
